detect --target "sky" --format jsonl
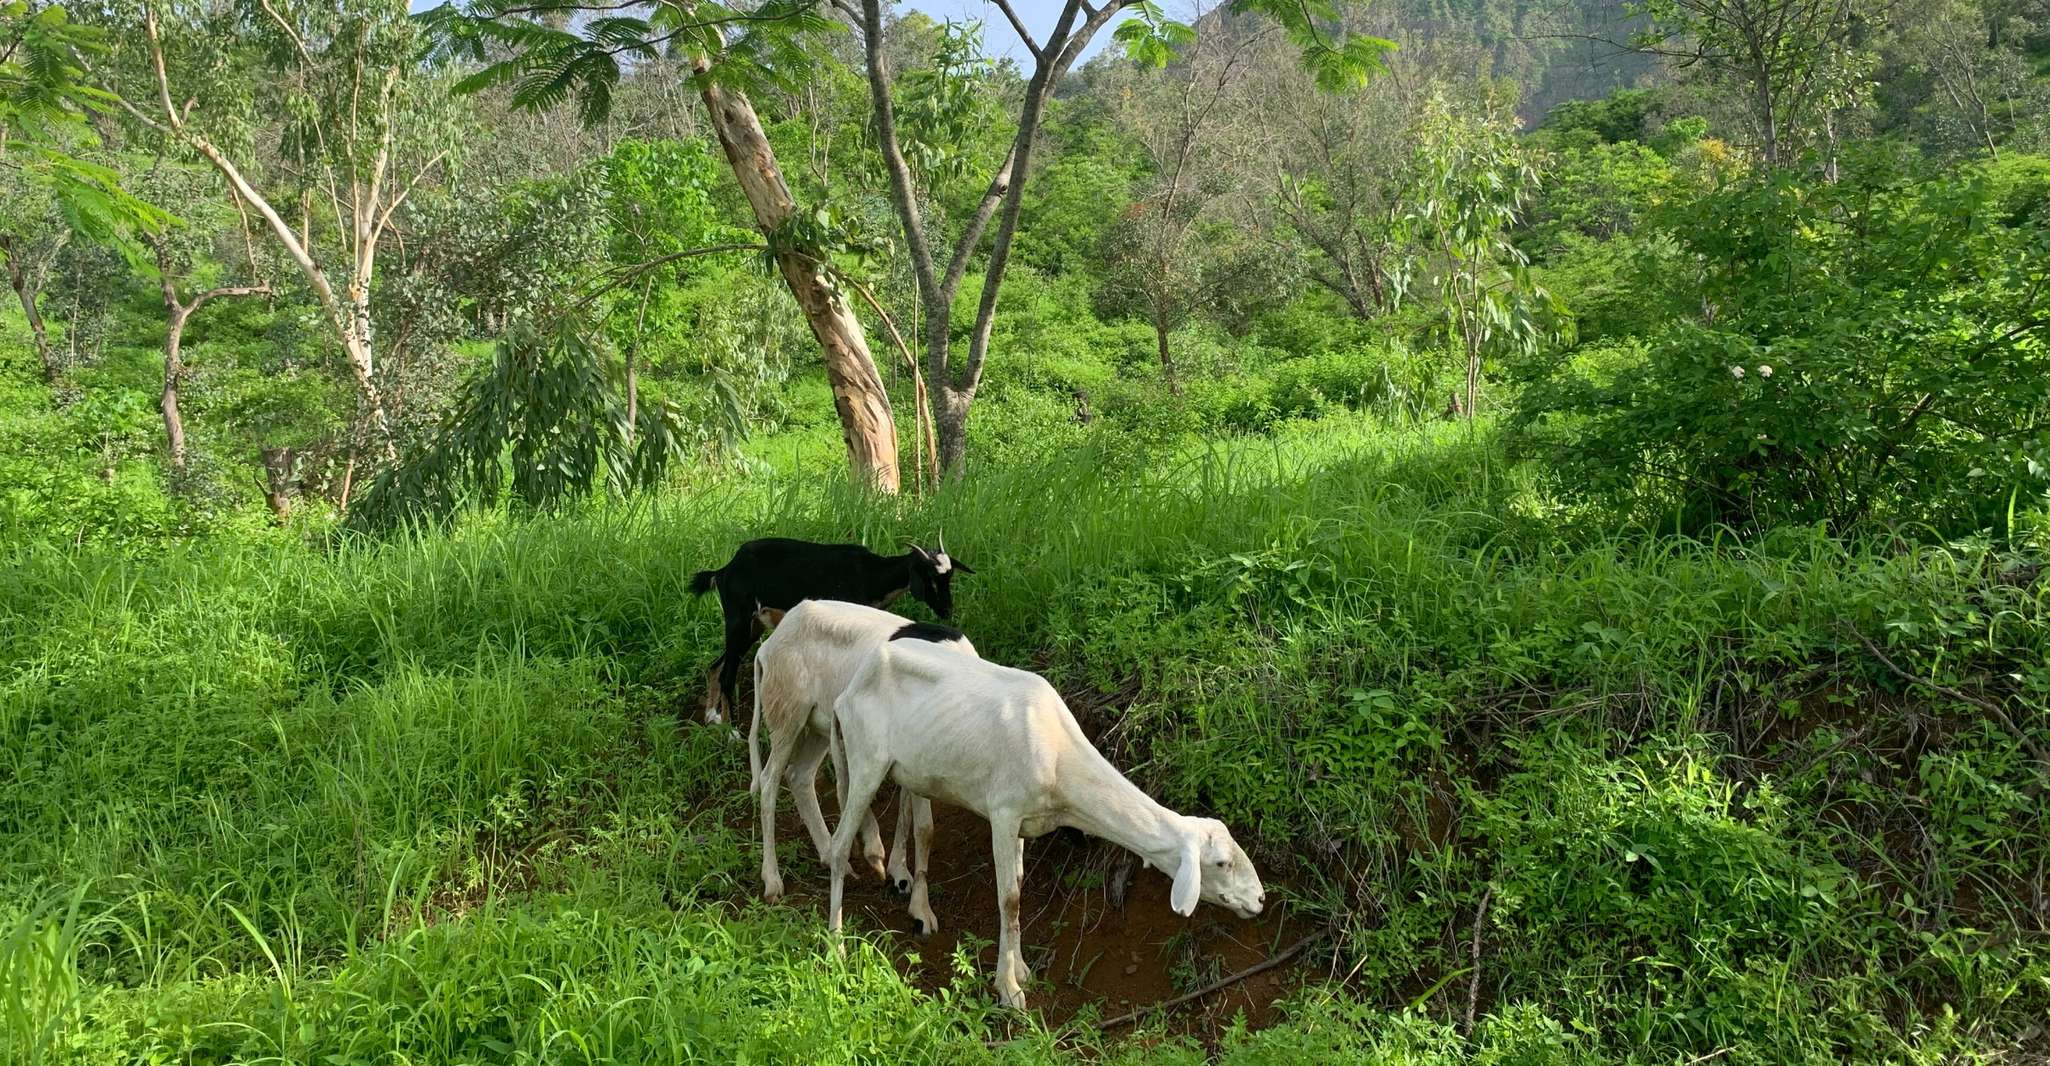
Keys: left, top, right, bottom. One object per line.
{"left": 897, "top": 0, "right": 1134, "bottom": 65}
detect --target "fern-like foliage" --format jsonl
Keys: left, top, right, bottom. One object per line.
{"left": 0, "top": 1, "right": 168, "bottom": 240}
{"left": 419, "top": 0, "right": 837, "bottom": 123}
{"left": 1115, "top": 0, "right": 1394, "bottom": 91}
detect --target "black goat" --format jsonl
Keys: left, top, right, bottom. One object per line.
{"left": 688, "top": 537, "right": 974, "bottom": 725}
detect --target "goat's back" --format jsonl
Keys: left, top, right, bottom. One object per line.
{"left": 716, "top": 539, "right": 895, "bottom": 610}
{"left": 835, "top": 641, "right": 1078, "bottom": 814}
{"left": 757, "top": 600, "right": 976, "bottom": 734}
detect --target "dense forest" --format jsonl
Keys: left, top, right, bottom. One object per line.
{"left": 3, "top": 0, "right": 2049, "bottom": 1061}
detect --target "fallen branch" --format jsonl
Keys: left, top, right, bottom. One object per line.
{"left": 1850, "top": 629, "right": 2049, "bottom": 767}
{"left": 1096, "top": 922, "right": 1334, "bottom": 1030}
{"left": 1463, "top": 886, "right": 1492, "bottom": 1034}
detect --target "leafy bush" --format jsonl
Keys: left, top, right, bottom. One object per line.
{"left": 1525, "top": 139, "right": 1675, "bottom": 248}
{"left": 1515, "top": 161, "right": 2050, "bottom": 535}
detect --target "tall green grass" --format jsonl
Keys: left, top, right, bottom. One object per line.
{"left": 3, "top": 417, "right": 2045, "bottom": 1063}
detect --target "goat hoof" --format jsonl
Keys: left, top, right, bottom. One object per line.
{"left": 891, "top": 877, "right": 911, "bottom": 895}
{"left": 912, "top": 917, "right": 928, "bottom": 936}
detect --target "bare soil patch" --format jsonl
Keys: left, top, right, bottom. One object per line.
{"left": 761, "top": 800, "right": 1324, "bottom": 1034}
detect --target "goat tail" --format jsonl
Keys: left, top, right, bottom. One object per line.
{"left": 689, "top": 569, "right": 718, "bottom": 596}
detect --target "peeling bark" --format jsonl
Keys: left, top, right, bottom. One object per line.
{"left": 693, "top": 60, "right": 899, "bottom": 492}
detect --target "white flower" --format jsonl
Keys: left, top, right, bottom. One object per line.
{"left": 1729, "top": 365, "right": 1746, "bottom": 378}
{"left": 1757, "top": 365, "right": 1773, "bottom": 378}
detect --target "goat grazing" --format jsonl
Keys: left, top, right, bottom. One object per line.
{"left": 688, "top": 536, "right": 973, "bottom": 725}
{"left": 825, "top": 641, "right": 1265, "bottom": 1009}
{"left": 749, "top": 600, "right": 974, "bottom": 935}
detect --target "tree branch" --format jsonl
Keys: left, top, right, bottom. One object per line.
{"left": 372, "top": 149, "right": 450, "bottom": 245}
{"left": 989, "top": 0, "right": 1043, "bottom": 59}
{"left": 189, "top": 282, "right": 273, "bottom": 314}
{"left": 858, "top": 0, "right": 941, "bottom": 302}
{"left": 1851, "top": 628, "right": 2049, "bottom": 767}
{"left": 132, "top": 7, "right": 353, "bottom": 363}
{"left": 939, "top": 146, "right": 1014, "bottom": 299}
{"left": 955, "top": 0, "right": 1123, "bottom": 393}
{"left": 576, "top": 242, "right": 767, "bottom": 306}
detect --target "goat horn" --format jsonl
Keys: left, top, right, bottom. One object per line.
{"left": 938, "top": 527, "right": 946, "bottom": 555}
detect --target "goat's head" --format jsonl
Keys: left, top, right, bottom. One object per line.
{"left": 1169, "top": 818, "right": 1264, "bottom": 919}
{"left": 906, "top": 542, "right": 973, "bottom": 619}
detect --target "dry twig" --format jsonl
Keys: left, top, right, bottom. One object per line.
{"left": 1851, "top": 629, "right": 2049, "bottom": 766}
{"left": 1097, "top": 922, "right": 1334, "bottom": 1030}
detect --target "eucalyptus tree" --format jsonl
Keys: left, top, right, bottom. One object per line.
{"left": 107, "top": 0, "right": 459, "bottom": 461}
{"left": 853, "top": 0, "right": 1395, "bottom": 473}
{"left": 425, "top": 0, "right": 906, "bottom": 492}
{"left": 1400, "top": 91, "right": 1553, "bottom": 420}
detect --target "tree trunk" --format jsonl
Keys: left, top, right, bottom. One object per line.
{"left": 944, "top": 37, "right": 1070, "bottom": 477}
{"left": 260, "top": 447, "right": 295, "bottom": 524}
{"left": 1754, "top": 75, "right": 1780, "bottom": 169}
{"left": 1154, "top": 302, "right": 1179, "bottom": 395}
{"left": 3, "top": 236, "right": 59, "bottom": 386}
{"left": 338, "top": 300, "right": 397, "bottom": 454}
{"left": 934, "top": 384, "right": 972, "bottom": 477}
{"left": 162, "top": 306, "right": 192, "bottom": 471}
{"left": 337, "top": 450, "right": 357, "bottom": 512}
{"left": 1464, "top": 343, "right": 1481, "bottom": 420}
{"left": 873, "top": 0, "right": 1124, "bottom": 479}
{"left": 693, "top": 61, "right": 899, "bottom": 493}
{"left": 154, "top": 241, "right": 192, "bottom": 472}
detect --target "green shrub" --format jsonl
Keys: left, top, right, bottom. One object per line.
{"left": 1514, "top": 162, "right": 2050, "bottom": 536}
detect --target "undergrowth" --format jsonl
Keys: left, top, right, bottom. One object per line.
{"left": 3, "top": 419, "right": 2046, "bottom": 1063}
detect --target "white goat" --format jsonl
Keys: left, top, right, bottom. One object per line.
{"left": 749, "top": 598, "right": 975, "bottom": 935}
{"left": 825, "top": 640, "right": 1266, "bottom": 1009}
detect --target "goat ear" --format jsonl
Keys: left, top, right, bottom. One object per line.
{"left": 952, "top": 557, "right": 975, "bottom": 575}
{"left": 1170, "top": 834, "right": 1203, "bottom": 916}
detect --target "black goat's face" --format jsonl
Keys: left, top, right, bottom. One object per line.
{"left": 908, "top": 545, "right": 973, "bottom": 619}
